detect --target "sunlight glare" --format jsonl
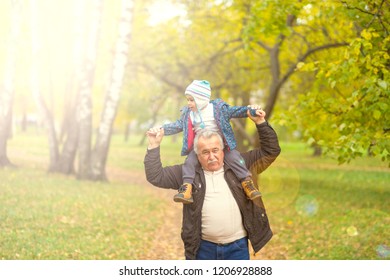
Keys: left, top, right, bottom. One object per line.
{"left": 147, "top": 0, "right": 185, "bottom": 26}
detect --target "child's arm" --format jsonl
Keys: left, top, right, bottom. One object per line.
{"left": 226, "top": 104, "right": 261, "bottom": 119}
{"left": 162, "top": 119, "right": 184, "bottom": 135}
{"left": 147, "top": 107, "right": 188, "bottom": 136}
{"left": 147, "top": 119, "right": 183, "bottom": 137}
{"left": 213, "top": 98, "right": 261, "bottom": 119}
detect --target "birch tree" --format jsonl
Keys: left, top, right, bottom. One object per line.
{"left": 0, "top": 0, "right": 21, "bottom": 167}
{"left": 77, "top": 0, "right": 104, "bottom": 179}
{"left": 89, "top": 0, "right": 134, "bottom": 181}
{"left": 54, "top": 0, "right": 87, "bottom": 174}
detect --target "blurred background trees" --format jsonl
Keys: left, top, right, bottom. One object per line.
{"left": 0, "top": 0, "right": 388, "bottom": 180}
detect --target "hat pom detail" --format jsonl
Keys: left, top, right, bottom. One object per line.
{"left": 184, "top": 80, "right": 211, "bottom": 100}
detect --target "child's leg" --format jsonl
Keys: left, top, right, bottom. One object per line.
{"left": 223, "top": 149, "right": 251, "bottom": 180}
{"left": 224, "top": 149, "right": 261, "bottom": 200}
{"left": 173, "top": 150, "right": 197, "bottom": 204}
{"left": 182, "top": 150, "right": 198, "bottom": 184}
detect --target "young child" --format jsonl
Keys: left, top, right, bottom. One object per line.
{"left": 147, "top": 80, "right": 261, "bottom": 204}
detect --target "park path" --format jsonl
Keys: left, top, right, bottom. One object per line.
{"left": 107, "top": 167, "right": 280, "bottom": 260}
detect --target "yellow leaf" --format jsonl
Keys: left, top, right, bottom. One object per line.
{"left": 296, "top": 62, "right": 305, "bottom": 70}
{"left": 373, "top": 110, "right": 381, "bottom": 120}
{"left": 361, "top": 29, "right": 372, "bottom": 40}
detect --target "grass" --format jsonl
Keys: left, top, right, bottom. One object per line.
{"left": 258, "top": 142, "right": 389, "bottom": 260}
{"left": 1, "top": 131, "right": 389, "bottom": 260}
{"left": 1, "top": 132, "right": 168, "bottom": 260}
{"left": 0, "top": 168, "right": 165, "bottom": 260}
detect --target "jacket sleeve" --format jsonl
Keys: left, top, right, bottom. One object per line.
{"left": 162, "top": 107, "right": 187, "bottom": 135}
{"left": 242, "top": 121, "right": 281, "bottom": 175}
{"left": 227, "top": 105, "right": 251, "bottom": 119}
{"left": 162, "top": 119, "right": 184, "bottom": 136}
{"left": 223, "top": 102, "right": 257, "bottom": 119}
{"left": 144, "top": 147, "right": 182, "bottom": 190}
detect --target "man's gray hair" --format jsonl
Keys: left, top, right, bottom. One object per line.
{"left": 193, "top": 129, "right": 224, "bottom": 154}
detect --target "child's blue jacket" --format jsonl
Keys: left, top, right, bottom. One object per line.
{"left": 163, "top": 98, "right": 252, "bottom": 156}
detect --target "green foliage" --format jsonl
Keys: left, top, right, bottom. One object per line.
{"left": 3, "top": 0, "right": 389, "bottom": 171}
{"left": 243, "top": 0, "right": 302, "bottom": 40}
{"left": 287, "top": 0, "right": 390, "bottom": 165}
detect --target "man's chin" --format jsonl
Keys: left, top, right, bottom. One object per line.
{"left": 207, "top": 163, "right": 221, "bottom": 171}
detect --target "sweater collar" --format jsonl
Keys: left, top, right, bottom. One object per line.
{"left": 203, "top": 165, "right": 224, "bottom": 176}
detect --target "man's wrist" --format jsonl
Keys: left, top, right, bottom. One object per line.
{"left": 147, "top": 144, "right": 160, "bottom": 150}
{"left": 255, "top": 119, "right": 266, "bottom": 125}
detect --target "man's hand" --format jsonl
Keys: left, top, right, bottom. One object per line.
{"left": 146, "top": 127, "right": 165, "bottom": 149}
{"left": 247, "top": 105, "right": 266, "bottom": 125}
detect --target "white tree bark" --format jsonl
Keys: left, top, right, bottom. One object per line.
{"left": 77, "top": 0, "right": 104, "bottom": 179}
{"left": 90, "top": 0, "right": 134, "bottom": 180}
{"left": 55, "top": 0, "right": 87, "bottom": 174}
{"left": 0, "top": 0, "right": 21, "bottom": 167}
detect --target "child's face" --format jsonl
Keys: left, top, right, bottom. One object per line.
{"left": 186, "top": 95, "right": 197, "bottom": 112}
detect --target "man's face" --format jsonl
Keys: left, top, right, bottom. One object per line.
{"left": 196, "top": 135, "right": 224, "bottom": 171}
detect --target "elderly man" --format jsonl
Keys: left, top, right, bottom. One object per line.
{"left": 144, "top": 109, "right": 280, "bottom": 260}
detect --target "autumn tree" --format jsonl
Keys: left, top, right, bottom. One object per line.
{"left": 53, "top": 1, "right": 87, "bottom": 175}
{"left": 127, "top": 1, "right": 264, "bottom": 149}
{"left": 290, "top": 0, "right": 390, "bottom": 164}
{"left": 89, "top": 0, "right": 134, "bottom": 181}
{"left": 77, "top": 0, "right": 104, "bottom": 179}
{"left": 129, "top": 0, "right": 354, "bottom": 150}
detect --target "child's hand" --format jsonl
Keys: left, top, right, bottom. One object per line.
{"left": 247, "top": 105, "right": 266, "bottom": 124}
{"left": 147, "top": 127, "right": 162, "bottom": 137}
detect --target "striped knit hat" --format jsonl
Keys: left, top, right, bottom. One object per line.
{"left": 184, "top": 80, "right": 211, "bottom": 110}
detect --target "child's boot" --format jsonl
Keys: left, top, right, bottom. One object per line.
{"left": 241, "top": 178, "right": 261, "bottom": 200}
{"left": 173, "top": 183, "right": 193, "bottom": 204}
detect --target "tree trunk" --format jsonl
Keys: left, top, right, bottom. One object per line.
{"left": 0, "top": 85, "right": 14, "bottom": 167}
{"left": 252, "top": 41, "right": 283, "bottom": 148}
{"left": 0, "top": 0, "right": 21, "bottom": 168}
{"left": 124, "top": 121, "right": 130, "bottom": 142}
{"left": 312, "top": 144, "right": 322, "bottom": 157}
{"left": 265, "top": 46, "right": 281, "bottom": 120}
{"left": 0, "top": 96, "right": 13, "bottom": 166}
{"left": 30, "top": 0, "right": 60, "bottom": 172}
{"left": 232, "top": 91, "right": 252, "bottom": 151}
{"left": 53, "top": 0, "right": 87, "bottom": 175}
{"left": 89, "top": 0, "right": 134, "bottom": 181}
{"left": 77, "top": 0, "right": 103, "bottom": 179}
{"left": 55, "top": 108, "right": 79, "bottom": 174}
